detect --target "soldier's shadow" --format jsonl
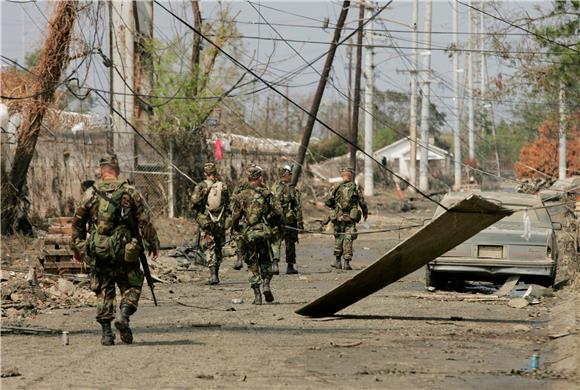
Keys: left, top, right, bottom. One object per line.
{"left": 130, "top": 339, "right": 204, "bottom": 347}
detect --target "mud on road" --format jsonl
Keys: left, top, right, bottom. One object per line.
{"left": 2, "top": 218, "right": 579, "bottom": 389}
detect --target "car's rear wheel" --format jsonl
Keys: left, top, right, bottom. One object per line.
{"left": 425, "top": 267, "right": 446, "bottom": 290}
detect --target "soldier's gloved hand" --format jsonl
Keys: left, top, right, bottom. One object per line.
{"left": 149, "top": 247, "right": 160, "bottom": 261}
{"left": 298, "top": 222, "right": 304, "bottom": 231}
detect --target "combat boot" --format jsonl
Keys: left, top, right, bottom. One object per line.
{"left": 272, "top": 259, "right": 280, "bottom": 275}
{"left": 342, "top": 259, "right": 353, "bottom": 270}
{"left": 286, "top": 263, "right": 298, "bottom": 274}
{"left": 207, "top": 266, "right": 220, "bottom": 285}
{"left": 99, "top": 320, "right": 115, "bottom": 346}
{"left": 262, "top": 275, "right": 274, "bottom": 303}
{"left": 331, "top": 257, "right": 342, "bottom": 269}
{"left": 114, "top": 304, "right": 135, "bottom": 344}
{"left": 232, "top": 256, "right": 243, "bottom": 270}
{"left": 252, "top": 286, "right": 262, "bottom": 305}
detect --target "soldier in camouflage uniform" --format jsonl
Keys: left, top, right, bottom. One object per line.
{"left": 324, "top": 167, "right": 368, "bottom": 270}
{"left": 230, "top": 166, "right": 283, "bottom": 304}
{"left": 270, "top": 164, "right": 303, "bottom": 274}
{"left": 190, "top": 163, "right": 230, "bottom": 285}
{"left": 71, "top": 154, "right": 160, "bottom": 346}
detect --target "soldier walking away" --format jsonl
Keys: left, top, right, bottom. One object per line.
{"left": 230, "top": 166, "right": 283, "bottom": 304}
{"left": 71, "top": 154, "right": 160, "bottom": 346}
{"left": 324, "top": 167, "right": 368, "bottom": 270}
{"left": 271, "top": 164, "right": 303, "bottom": 274}
{"left": 190, "top": 163, "right": 230, "bottom": 285}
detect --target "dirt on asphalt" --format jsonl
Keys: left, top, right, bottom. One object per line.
{"left": 1, "top": 203, "right": 579, "bottom": 389}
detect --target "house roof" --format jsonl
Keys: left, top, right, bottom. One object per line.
{"left": 374, "top": 138, "right": 451, "bottom": 160}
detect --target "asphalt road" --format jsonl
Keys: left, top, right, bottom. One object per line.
{"left": 1, "top": 230, "right": 578, "bottom": 389}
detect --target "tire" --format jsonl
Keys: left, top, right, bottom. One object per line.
{"left": 425, "top": 266, "right": 446, "bottom": 290}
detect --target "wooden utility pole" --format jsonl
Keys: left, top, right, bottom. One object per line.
{"left": 191, "top": 0, "right": 202, "bottom": 97}
{"left": 418, "top": 0, "right": 432, "bottom": 192}
{"left": 347, "top": 40, "right": 352, "bottom": 140}
{"left": 409, "top": 0, "right": 419, "bottom": 188}
{"left": 110, "top": 0, "right": 135, "bottom": 172}
{"left": 363, "top": 1, "right": 375, "bottom": 197}
{"left": 558, "top": 82, "right": 566, "bottom": 180}
{"left": 1, "top": 1, "right": 78, "bottom": 234}
{"left": 467, "top": 0, "right": 475, "bottom": 160}
{"left": 452, "top": 0, "right": 462, "bottom": 189}
{"left": 349, "top": 3, "right": 364, "bottom": 174}
{"left": 291, "top": 0, "right": 350, "bottom": 186}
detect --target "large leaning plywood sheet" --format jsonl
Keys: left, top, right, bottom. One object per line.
{"left": 296, "top": 194, "right": 513, "bottom": 317}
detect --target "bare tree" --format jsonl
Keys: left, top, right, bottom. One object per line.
{"left": 1, "top": 1, "right": 79, "bottom": 234}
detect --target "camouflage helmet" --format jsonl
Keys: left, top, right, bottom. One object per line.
{"left": 247, "top": 165, "right": 263, "bottom": 180}
{"left": 204, "top": 162, "right": 217, "bottom": 175}
{"left": 279, "top": 164, "right": 292, "bottom": 177}
{"left": 99, "top": 153, "right": 119, "bottom": 168}
{"left": 340, "top": 166, "right": 354, "bottom": 174}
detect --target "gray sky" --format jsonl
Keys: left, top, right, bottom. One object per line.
{"left": 1, "top": 1, "right": 550, "bottom": 129}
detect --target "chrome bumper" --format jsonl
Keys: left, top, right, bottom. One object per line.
{"left": 429, "top": 257, "right": 555, "bottom": 277}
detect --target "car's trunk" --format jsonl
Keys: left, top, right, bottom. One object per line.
{"left": 442, "top": 222, "right": 551, "bottom": 261}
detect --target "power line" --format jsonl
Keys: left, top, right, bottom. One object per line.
{"left": 205, "top": 18, "right": 550, "bottom": 37}
{"left": 153, "top": 0, "right": 451, "bottom": 210}
{"left": 218, "top": 34, "right": 571, "bottom": 60}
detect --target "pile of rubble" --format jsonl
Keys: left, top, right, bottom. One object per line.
{"left": 1, "top": 268, "right": 96, "bottom": 321}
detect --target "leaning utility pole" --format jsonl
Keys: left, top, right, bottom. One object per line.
{"left": 349, "top": 3, "right": 364, "bottom": 173}
{"left": 409, "top": 0, "right": 419, "bottom": 188}
{"left": 452, "top": 0, "right": 461, "bottom": 189}
{"left": 558, "top": 82, "right": 566, "bottom": 180}
{"left": 363, "top": 1, "right": 374, "bottom": 197}
{"left": 191, "top": 0, "right": 202, "bottom": 97}
{"left": 291, "top": 0, "right": 350, "bottom": 185}
{"left": 418, "top": 0, "right": 432, "bottom": 192}
{"left": 1, "top": 1, "right": 78, "bottom": 234}
{"left": 133, "top": 0, "right": 154, "bottom": 127}
{"left": 467, "top": 0, "right": 475, "bottom": 160}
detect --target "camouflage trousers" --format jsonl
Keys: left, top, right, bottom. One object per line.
{"left": 90, "top": 260, "right": 144, "bottom": 322}
{"left": 333, "top": 221, "right": 357, "bottom": 260}
{"left": 200, "top": 225, "right": 225, "bottom": 269}
{"left": 243, "top": 238, "right": 273, "bottom": 288}
{"left": 271, "top": 229, "right": 298, "bottom": 264}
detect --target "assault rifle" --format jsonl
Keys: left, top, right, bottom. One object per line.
{"left": 129, "top": 218, "right": 158, "bottom": 306}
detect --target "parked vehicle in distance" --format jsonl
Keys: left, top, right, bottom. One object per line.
{"left": 426, "top": 192, "right": 561, "bottom": 288}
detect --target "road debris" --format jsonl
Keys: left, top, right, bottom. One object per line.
{"left": 1, "top": 367, "right": 21, "bottom": 378}
{"left": 1, "top": 268, "right": 96, "bottom": 320}
{"left": 496, "top": 276, "right": 520, "bottom": 297}
{"left": 413, "top": 292, "right": 507, "bottom": 302}
{"left": 330, "top": 341, "right": 362, "bottom": 348}
{"left": 508, "top": 298, "right": 530, "bottom": 309}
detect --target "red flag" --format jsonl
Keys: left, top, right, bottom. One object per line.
{"left": 215, "top": 139, "right": 223, "bottom": 161}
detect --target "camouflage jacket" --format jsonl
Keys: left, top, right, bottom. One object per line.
{"left": 324, "top": 180, "right": 368, "bottom": 221}
{"left": 230, "top": 183, "right": 283, "bottom": 231}
{"left": 71, "top": 179, "right": 160, "bottom": 256}
{"left": 271, "top": 180, "right": 303, "bottom": 226}
{"left": 190, "top": 178, "right": 230, "bottom": 225}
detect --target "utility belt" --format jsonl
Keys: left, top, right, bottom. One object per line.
{"left": 330, "top": 207, "right": 361, "bottom": 223}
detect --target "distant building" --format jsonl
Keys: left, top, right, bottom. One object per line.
{"left": 311, "top": 138, "right": 452, "bottom": 183}
{"left": 374, "top": 138, "right": 452, "bottom": 179}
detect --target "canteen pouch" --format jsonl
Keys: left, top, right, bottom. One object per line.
{"left": 124, "top": 238, "right": 140, "bottom": 263}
